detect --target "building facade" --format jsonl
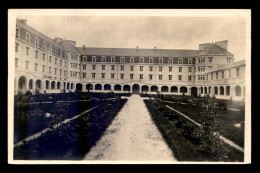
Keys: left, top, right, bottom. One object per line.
{"left": 14, "top": 19, "right": 246, "bottom": 101}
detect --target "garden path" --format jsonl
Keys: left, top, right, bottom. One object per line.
{"left": 84, "top": 94, "right": 177, "bottom": 161}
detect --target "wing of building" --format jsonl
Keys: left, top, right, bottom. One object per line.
{"left": 14, "top": 19, "right": 245, "bottom": 101}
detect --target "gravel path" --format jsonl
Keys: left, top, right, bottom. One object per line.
{"left": 84, "top": 94, "right": 177, "bottom": 161}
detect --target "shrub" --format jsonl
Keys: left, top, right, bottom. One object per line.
{"left": 175, "top": 121, "right": 182, "bottom": 128}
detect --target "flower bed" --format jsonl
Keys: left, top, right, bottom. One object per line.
{"left": 14, "top": 99, "right": 127, "bottom": 160}
{"left": 144, "top": 99, "right": 244, "bottom": 162}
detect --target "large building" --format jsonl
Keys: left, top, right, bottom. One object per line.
{"left": 14, "top": 19, "right": 246, "bottom": 101}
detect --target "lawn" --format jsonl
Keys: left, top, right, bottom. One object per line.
{"left": 144, "top": 99, "right": 244, "bottom": 162}
{"left": 13, "top": 98, "right": 127, "bottom": 160}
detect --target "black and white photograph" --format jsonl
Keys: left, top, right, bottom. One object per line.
{"left": 8, "top": 9, "right": 251, "bottom": 164}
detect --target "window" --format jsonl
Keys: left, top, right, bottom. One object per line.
{"left": 101, "top": 73, "right": 105, "bottom": 78}
{"left": 102, "top": 65, "right": 105, "bottom": 70}
{"left": 42, "top": 65, "right": 45, "bottom": 72}
{"left": 198, "top": 57, "right": 201, "bottom": 63}
{"left": 49, "top": 67, "right": 51, "bottom": 74}
{"left": 149, "top": 66, "right": 153, "bottom": 71}
{"left": 82, "top": 72, "right": 86, "bottom": 78}
{"left": 236, "top": 68, "right": 240, "bottom": 77}
{"left": 227, "top": 57, "right": 232, "bottom": 63}
{"left": 15, "top": 58, "right": 18, "bottom": 67}
{"left": 49, "top": 56, "right": 52, "bottom": 63}
{"left": 111, "top": 65, "right": 115, "bottom": 70}
{"left": 35, "top": 63, "right": 38, "bottom": 71}
{"left": 83, "top": 56, "right": 87, "bottom": 61}
{"left": 54, "top": 68, "right": 57, "bottom": 75}
{"left": 120, "top": 57, "right": 125, "bottom": 63}
{"left": 49, "top": 45, "right": 52, "bottom": 52}
{"left": 208, "top": 57, "right": 213, "bottom": 63}
{"left": 130, "top": 66, "right": 134, "bottom": 71}
{"left": 120, "top": 65, "right": 124, "bottom": 71}
{"left": 188, "top": 67, "right": 192, "bottom": 72}
{"left": 149, "top": 57, "right": 153, "bottom": 63}
{"left": 216, "top": 72, "right": 218, "bottom": 79}
{"left": 178, "top": 75, "right": 182, "bottom": 81}
{"left": 92, "top": 65, "right": 96, "bottom": 70}
{"left": 60, "top": 69, "right": 62, "bottom": 76}
{"left": 26, "top": 47, "right": 29, "bottom": 55}
{"left": 130, "top": 74, "right": 134, "bottom": 79}
{"left": 140, "top": 66, "right": 143, "bottom": 71}
{"left": 159, "top": 75, "right": 163, "bottom": 80}
{"left": 101, "top": 56, "right": 106, "bottom": 62}
{"left": 55, "top": 58, "right": 57, "bottom": 65}
{"left": 139, "top": 74, "right": 143, "bottom": 79}
{"left": 92, "top": 73, "right": 96, "bottom": 78}
{"left": 130, "top": 57, "right": 134, "bottom": 63}
{"left": 15, "top": 43, "right": 19, "bottom": 52}
{"left": 169, "top": 66, "right": 172, "bottom": 72}
{"left": 64, "top": 70, "right": 67, "bottom": 76}
{"left": 26, "top": 61, "right": 29, "bottom": 70}
{"left": 159, "top": 58, "right": 163, "bottom": 64}
{"left": 168, "top": 75, "right": 172, "bottom": 80}
{"left": 92, "top": 56, "right": 96, "bottom": 62}
{"left": 139, "top": 57, "right": 144, "bottom": 63}
{"left": 120, "top": 74, "right": 124, "bottom": 79}
{"left": 111, "top": 56, "right": 115, "bottom": 62}
{"left": 111, "top": 73, "right": 115, "bottom": 79}
{"left": 159, "top": 66, "right": 163, "bottom": 72}
{"left": 211, "top": 73, "right": 213, "bottom": 80}
{"left": 179, "top": 67, "right": 182, "bottom": 72}
{"left": 168, "top": 58, "right": 173, "bottom": 64}
{"left": 83, "top": 64, "right": 86, "bottom": 69}
{"left": 26, "top": 33, "right": 30, "bottom": 42}
{"left": 188, "top": 58, "right": 192, "bottom": 64}
{"left": 178, "top": 58, "right": 183, "bottom": 64}
{"left": 65, "top": 61, "right": 67, "bottom": 67}
{"left": 43, "top": 53, "right": 45, "bottom": 61}
{"left": 60, "top": 60, "right": 62, "bottom": 66}
{"left": 35, "top": 50, "right": 38, "bottom": 58}
{"left": 16, "top": 28, "right": 20, "bottom": 38}
{"left": 229, "top": 70, "right": 231, "bottom": 78}
{"left": 188, "top": 75, "right": 192, "bottom": 81}
{"left": 35, "top": 38, "right": 39, "bottom": 46}
{"left": 149, "top": 74, "right": 153, "bottom": 80}
{"left": 222, "top": 71, "right": 225, "bottom": 78}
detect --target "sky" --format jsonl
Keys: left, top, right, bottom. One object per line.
{"left": 18, "top": 14, "right": 247, "bottom": 61}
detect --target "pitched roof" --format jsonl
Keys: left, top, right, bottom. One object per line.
{"left": 76, "top": 47, "right": 200, "bottom": 57}
{"left": 16, "top": 19, "right": 65, "bottom": 50}
{"left": 59, "top": 40, "right": 80, "bottom": 53}
{"left": 197, "top": 43, "right": 233, "bottom": 56}
{"left": 206, "top": 59, "right": 245, "bottom": 73}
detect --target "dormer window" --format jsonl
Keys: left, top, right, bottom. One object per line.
{"left": 42, "top": 41, "right": 46, "bottom": 49}
{"left": 139, "top": 57, "right": 144, "bottom": 63}
{"left": 49, "top": 45, "right": 52, "bottom": 53}
{"left": 130, "top": 57, "right": 134, "bottom": 63}
{"left": 101, "top": 56, "right": 106, "bottom": 62}
{"left": 16, "top": 28, "right": 20, "bottom": 38}
{"left": 159, "top": 58, "right": 163, "bottom": 64}
{"left": 149, "top": 57, "right": 153, "bottom": 63}
{"left": 35, "top": 37, "right": 39, "bottom": 46}
{"left": 92, "top": 56, "right": 96, "bottom": 62}
{"left": 178, "top": 58, "right": 183, "bottom": 64}
{"left": 188, "top": 58, "right": 192, "bottom": 64}
{"left": 111, "top": 56, "right": 115, "bottom": 62}
{"left": 168, "top": 58, "right": 173, "bottom": 64}
{"left": 120, "top": 57, "right": 125, "bottom": 63}
{"left": 26, "top": 33, "right": 30, "bottom": 43}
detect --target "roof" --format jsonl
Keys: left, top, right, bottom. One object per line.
{"left": 197, "top": 43, "right": 233, "bottom": 56}
{"left": 59, "top": 40, "right": 80, "bottom": 53}
{"left": 76, "top": 47, "right": 200, "bottom": 57}
{"left": 16, "top": 19, "right": 65, "bottom": 50}
{"left": 207, "top": 59, "right": 245, "bottom": 73}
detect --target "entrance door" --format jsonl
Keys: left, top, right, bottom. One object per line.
{"left": 132, "top": 84, "right": 140, "bottom": 94}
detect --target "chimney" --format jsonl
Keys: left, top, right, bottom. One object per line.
{"left": 83, "top": 45, "right": 86, "bottom": 49}
{"left": 19, "top": 19, "right": 27, "bottom": 24}
{"left": 53, "top": 37, "right": 63, "bottom": 43}
{"left": 154, "top": 46, "right": 157, "bottom": 51}
{"left": 199, "top": 43, "right": 210, "bottom": 50}
{"left": 215, "top": 40, "right": 228, "bottom": 50}
{"left": 136, "top": 46, "right": 138, "bottom": 49}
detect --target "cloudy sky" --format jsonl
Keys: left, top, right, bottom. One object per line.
{"left": 18, "top": 12, "right": 248, "bottom": 61}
